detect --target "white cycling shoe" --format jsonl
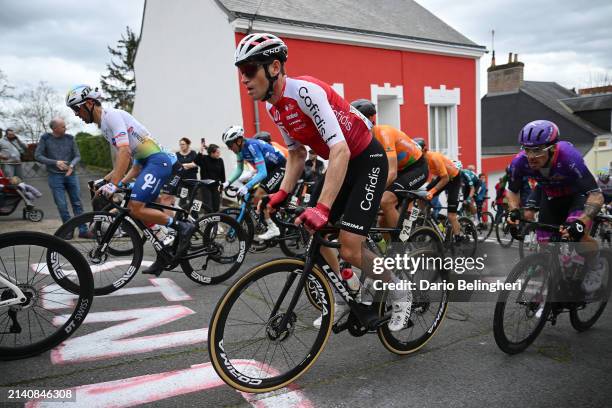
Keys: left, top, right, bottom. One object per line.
{"left": 582, "top": 258, "right": 606, "bottom": 293}
{"left": 313, "top": 302, "right": 350, "bottom": 329}
{"left": 388, "top": 297, "right": 412, "bottom": 332}
{"left": 256, "top": 224, "right": 280, "bottom": 241}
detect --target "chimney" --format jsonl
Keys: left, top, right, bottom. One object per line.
{"left": 487, "top": 52, "right": 524, "bottom": 93}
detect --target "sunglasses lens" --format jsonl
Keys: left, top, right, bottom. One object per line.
{"left": 239, "top": 64, "right": 259, "bottom": 78}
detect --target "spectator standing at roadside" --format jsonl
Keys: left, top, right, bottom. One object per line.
{"left": 196, "top": 143, "right": 225, "bottom": 212}
{"left": 176, "top": 137, "right": 198, "bottom": 179}
{"left": 0, "top": 128, "right": 27, "bottom": 178}
{"left": 35, "top": 118, "right": 91, "bottom": 238}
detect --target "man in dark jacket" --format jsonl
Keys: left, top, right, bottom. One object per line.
{"left": 35, "top": 118, "right": 91, "bottom": 238}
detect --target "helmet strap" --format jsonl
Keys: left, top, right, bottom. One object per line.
{"left": 262, "top": 63, "right": 279, "bottom": 102}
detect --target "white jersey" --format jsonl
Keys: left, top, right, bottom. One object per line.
{"left": 100, "top": 107, "right": 163, "bottom": 161}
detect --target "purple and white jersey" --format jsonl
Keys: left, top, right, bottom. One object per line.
{"left": 508, "top": 141, "right": 599, "bottom": 198}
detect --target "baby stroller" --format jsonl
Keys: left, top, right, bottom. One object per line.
{"left": 0, "top": 170, "right": 44, "bottom": 222}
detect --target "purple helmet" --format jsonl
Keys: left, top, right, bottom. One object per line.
{"left": 518, "top": 120, "right": 559, "bottom": 147}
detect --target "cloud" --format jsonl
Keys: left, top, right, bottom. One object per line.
{"left": 417, "top": 0, "right": 612, "bottom": 92}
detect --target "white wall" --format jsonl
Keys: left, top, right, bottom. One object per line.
{"left": 133, "top": 0, "right": 243, "bottom": 170}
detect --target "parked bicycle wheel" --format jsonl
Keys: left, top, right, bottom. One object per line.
{"left": 181, "top": 213, "right": 248, "bottom": 284}
{"left": 493, "top": 253, "right": 552, "bottom": 354}
{"left": 569, "top": 249, "right": 612, "bottom": 332}
{"left": 378, "top": 248, "right": 449, "bottom": 354}
{"left": 208, "top": 258, "right": 333, "bottom": 393}
{"left": 53, "top": 211, "right": 143, "bottom": 296}
{"left": 0, "top": 232, "right": 94, "bottom": 360}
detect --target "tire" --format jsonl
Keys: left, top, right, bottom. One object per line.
{"left": 377, "top": 248, "right": 449, "bottom": 354}
{"left": 53, "top": 211, "right": 143, "bottom": 296}
{"left": 0, "top": 232, "right": 94, "bottom": 360}
{"left": 450, "top": 217, "right": 478, "bottom": 258}
{"left": 518, "top": 223, "right": 539, "bottom": 259}
{"left": 181, "top": 213, "right": 248, "bottom": 285}
{"left": 279, "top": 224, "right": 309, "bottom": 258}
{"left": 221, "top": 207, "right": 255, "bottom": 249}
{"left": 476, "top": 211, "right": 494, "bottom": 243}
{"left": 208, "top": 258, "right": 334, "bottom": 393}
{"left": 569, "top": 249, "right": 612, "bottom": 332}
{"left": 493, "top": 254, "right": 552, "bottom": 354}
{"left": 496, "top": 218, "right": 515, "bottom": 248}
{"left": 407, "top": 226, "right": 445, "bottom": 255}
{"left": 26, "top": 209, "right": 44, "bottom": 222}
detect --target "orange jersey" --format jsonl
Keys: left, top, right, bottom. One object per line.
{"left": 425, "top": 151, "right": 459, "bottom": 180}
{"left": 271, "top": 141, "right": 288, "bottom": 158}
{"left": 372, "top": 125, "right": 422, "bottom": 170}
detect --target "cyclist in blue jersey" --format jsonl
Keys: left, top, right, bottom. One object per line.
{"left": 222, "top": 125, "right": 287, "bottom": 240}
{"left": 66, "top": 84, "right": 195, "bottom": 276}
{"left": 506, "top": 120, "right": 605, "bottom": 293}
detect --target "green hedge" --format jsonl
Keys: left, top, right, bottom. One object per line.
{"left": 75, "top": 132, "right": 113, "bottom": 171}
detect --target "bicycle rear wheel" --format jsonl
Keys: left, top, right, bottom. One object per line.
{"left": 181, "top": 213, "right": 248, "bottom": 284}
{"left": 493, "top": 253, "right": 552, "bottom": 354}
{"left": 53, "top": 211, "right": 143, "bottom": 295}
{"left": 0, "top": 232, "right": 94, "bottom": 360}
{"left": 208, "top": 259, "right": 333, "bottom": 393}
{"left": 377, "top": 248, "right": 449, "bottom": 354}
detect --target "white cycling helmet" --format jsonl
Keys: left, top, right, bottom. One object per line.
{"left": 66, "top": 84, "right": 102, "bottom": 108}
{"left": 235, "top": 33, "right": 288, "bottom": 66}
{"left": 222, "top": 125, "right": 244, "bottom": 145}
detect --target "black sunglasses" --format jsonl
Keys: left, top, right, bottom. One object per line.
{"left": 238, "top": 63, "right": 262, "bottom": 79}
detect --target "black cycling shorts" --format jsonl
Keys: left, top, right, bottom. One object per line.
{"left": 537, "top": 193, "right": 589, "bottom": 242}
{"left": 427, "top": 174, "right": 461, "bottom": 213}
{"left": 309, "top": 138, "right": 388, "bottom": 236}
{"left": 387, "top": 155, "right": 429, "bottom": 195}
{"left": 260, "top": 166, "right": 285, "bottom": 194}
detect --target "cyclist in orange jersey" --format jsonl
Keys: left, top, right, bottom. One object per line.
{"left": 351, "top": 100, "right": 429, "bottom": 231}
{"left": 413, "top": 138, "right": 463, "bottom": 239}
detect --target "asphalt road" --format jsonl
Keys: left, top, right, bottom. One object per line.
{"left": 1, "top": 235, "right": 611, "bottom": 408}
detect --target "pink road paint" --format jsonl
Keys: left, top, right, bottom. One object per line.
{"left": 50, "top": 305, "right": 207, "bottom": 364}
{"left": 40, "top": 277, "right": 191, "bottom": 310}
{"left": 26, "top": 361, "right": 313, "bottom": 408}
{"left": 30, "top": 260, "right": 153, "bottom": 276}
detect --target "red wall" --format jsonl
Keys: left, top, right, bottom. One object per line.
{"left": 235, "top": 34, "right": 477, "bottom": 166}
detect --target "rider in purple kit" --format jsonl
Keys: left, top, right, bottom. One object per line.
{"left": 506, "top": 120, "right": 605, "bottom": 293}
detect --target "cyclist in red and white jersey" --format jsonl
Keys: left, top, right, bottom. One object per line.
{"left": 234, "top": 33, "right": 411, "bottom": 331}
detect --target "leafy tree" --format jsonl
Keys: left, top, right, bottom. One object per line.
{"left": 100, "top": 26, "right": 139, "bottom": 112}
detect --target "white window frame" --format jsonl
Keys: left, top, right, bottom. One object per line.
{"left": 331, "top": 83, "right": 345, "bottom": 97}
{"left": 425, "top": 85, "right": 460, "bottom": 160}
{"left": 371, "top": 83, "right": 404, "bottom": 128}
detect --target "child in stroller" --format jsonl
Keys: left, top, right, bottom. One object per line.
{"left": 0, "top": 170, "right": 44, "bottom": 222}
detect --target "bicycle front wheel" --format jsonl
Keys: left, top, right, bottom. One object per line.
{"left": 496, "top": 218, "right": 515, "bottom": 248}
{"left": 0, "top": 232, "right": 94, "bottom": 360}
{"left": 208, "top": 258, "right": 334, "bottom": 393}
{"left": 493, "top": 253, "right": 552, "bottom": 354}
{"left": 476, "top": 211, "right": 494, "bottom": 243}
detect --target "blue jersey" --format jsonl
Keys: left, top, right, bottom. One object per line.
{"left": 239, "top": 139, "right": 286, "bottom": 169}
{"left": 508, "top": 141, "right": 598, "bottom": 198}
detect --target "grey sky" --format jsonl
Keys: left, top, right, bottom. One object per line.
{"left": 418, "top": 0, "right": 612, "bottom": 91}
{"left": 1, "top": 0, "right": 610, "bottom": 102}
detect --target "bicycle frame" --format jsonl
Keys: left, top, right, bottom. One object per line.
{"left": 0, "top": 274, "right": 27, "bottom": 307}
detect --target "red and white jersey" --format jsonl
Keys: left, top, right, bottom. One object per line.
{"left": 266, "top": 76, "right": 372, "bottom": 160}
